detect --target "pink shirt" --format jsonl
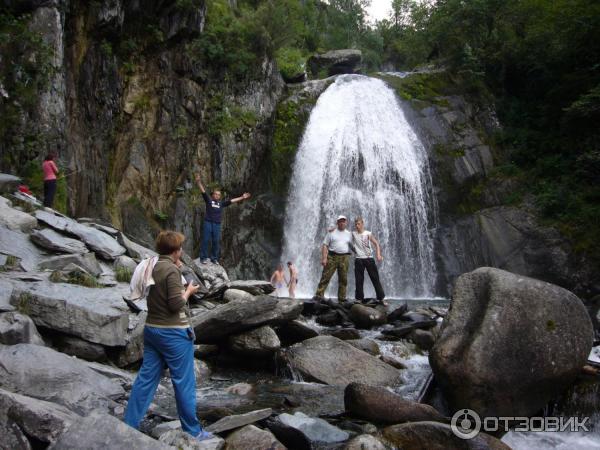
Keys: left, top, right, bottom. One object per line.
{"left": 42, "top": 160, "right": 58, "bottom": 181}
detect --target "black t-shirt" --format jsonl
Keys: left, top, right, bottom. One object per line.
{"left": 202, "top": 192, "right": 231, "bottom": 223}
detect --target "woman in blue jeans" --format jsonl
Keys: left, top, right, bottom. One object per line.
{"left": 124, "top": 231, "right": 213, "bottom": 441}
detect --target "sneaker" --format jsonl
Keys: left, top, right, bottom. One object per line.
{"left": 211, "top": 260, "right": 220, "bottom": 265}
{"left": 201, "top": 258, "right": 210, "bottom": 264}
{"left": 195, "top": 431, "right": 215, "bottom": 442}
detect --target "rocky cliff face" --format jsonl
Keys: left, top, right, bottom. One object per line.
{"left": 1, "top": 0, "right": 284, "bottom": 278}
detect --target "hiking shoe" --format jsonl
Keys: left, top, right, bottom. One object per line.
{"left": 201, "top": 258, "right": 210, "bottom": 264}
{"left": 211, "top": 260, "right": 220, "bottom": 265}
{"left": 195, "top": 431, "right": 215, "bottom": 442}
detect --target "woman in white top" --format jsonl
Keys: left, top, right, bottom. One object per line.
{"left": 352, "top": 217, "right": 386, "bottom": 304}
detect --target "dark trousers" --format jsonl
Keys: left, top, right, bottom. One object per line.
{"left": 200, "top": 220, "right": 221, "bottom": 261}
{"left": 43, "top": 179, "right": 57, "bottom": 208}
{"left": 355, "top": 257, "right": 385, "bottom": 301}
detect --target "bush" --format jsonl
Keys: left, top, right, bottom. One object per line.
{"left": 275, "top": 47, "right": 305, "bottom": 81}
{"left": 115, "top": 266, "right": 133, "bottom": 283}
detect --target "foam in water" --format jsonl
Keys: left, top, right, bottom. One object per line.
{"left": 281, "top": 75, "right": 437, "bottom": 298}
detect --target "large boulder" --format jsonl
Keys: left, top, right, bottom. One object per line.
{"left": 0, "top": 278, "right": 15, "bottom": 312}
{"left": 225, "top": 425, "right": 285, "bottom": 450}
{"left": 279, "top": 336, "right": 402, "bottom": 387}
{"left": 228, "top": 325, "right": 281, "bottom": 357}
{"left": 192, "top": 295, "right": 303, "bottom": 343}
{"left": 276, "top": 319, "right": 319, "bottom": 345}
{"left": 51, "top": 334, "right": 107, "bottom": 361}
{"left": 49, "top": 412, "right": 172, "bottom": 450}
{"left": 10, "top": 280, "right": 130, "bottom": 346}
{"left": 0, "top": 389, "right": 78, "bottom": 445}
{"left": 158, "top": 429, "right": 224, "bottom": 449}
{"left": 0, "top": 225, "right": 42, "bottom": 271}
{"left": 39, "top": 252, "right": 102, "bottom": 277}
{"left": 268, "top": 412, "right": 349, "bottom": 449}
{"left": 0, "top": 420, "right": 32, "bottom": 450}
{"left": 349, "top": 304, "right": 386, "bottom": 329}
{"left": 430, "top": 267, "right": 594, "bottom": 417}
{"left": 345, "top": 435, "right": 386, "bottom": 450}
{"left": 344, "top": 383, "right": 445, "bottom": 424}
{"left": 0, "top": 196, "right": 37, "bottom": 232}
{"left": 308, "top": 49, "right": 362, "bottom": 77}
{"left": 35, "top": 211, "right": 126, "bottom": 260}
{"left": 0, "top": 344, "right": 124, "bottom": 415}
{"left": 0, "top": 312, "right": 45, "bottom": 346}
{"left": 380, "top": 421, "right": 510, "bottom": 450}
{"left": 31, "top": 228, "right": 89, "bottom": 254}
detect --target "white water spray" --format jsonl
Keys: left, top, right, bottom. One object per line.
{"left": 281, "top": 75, "right": 437, "bottom": 298}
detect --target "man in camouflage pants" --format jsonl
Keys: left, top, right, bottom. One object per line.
{"left": 314, "top": 215, "right": 353, "bottom": 301}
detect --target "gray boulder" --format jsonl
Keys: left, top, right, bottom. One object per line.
{"left": 225, "top": 425, "right": 285, "bottom": 450}
{"left": 223, "top": 288, "right": 254, "bottom": 303}
{"left": 39, "top": 252, "right": 102, "bottom": 277}
{"left": 430, "top": 267, "right": 594, "bottom": 417}
{"left": 118, "top": 232, "right": 157, "bottom": 260}
{"left": 36, "top": 211, "right": 126, "bottom": 260}
{"left": 0, "top": 344, "right": 124, "bottom": 415}
{"left": 51, "top": 334, "right": 107, "bottom": 361}
{"left": 349, "top": 304, "right": 386, "bottom": 329}
{"left": 0, "top": 225, "right": 42, "bottom": 271}
{"left": 0, "top": 388, "right": 78, "bottom": 445}
{"left": 268, "top": 412, "right": 349, "bottom": 449}
{"left": 228, "top": 280, "right": 275, "bottom": 295}
{"left": 308, "top": 49, "right": 362, "bottom": 77}
{"left": 49, "top": 412, "right": 172, "bottom": 450}
{"left": 10, "top": 280, "right": 130, "bottom": 346}
{"left": 158, "top": 429, "right": 224, "bottom": 449}
{"left": 206, "top": 408, "right": 272, "bottom": 434}
{"left": 192, "top": 295, "right": 303, "bottom": 343}
{"left": 0, "top": 173, "right": 21, "bottom": 194}
{"left": 114, "top": 255, "right": 137, "bottom": 272}
{"left": 0, "top": 196, "right": 37, "bottom": 232}
{"left": 408, "top": 328, "right": 435, "bottom": 351}
{"left": 330, "top": 328, "right": 361, "bottom": 340}
{"left": 31, "top": 228, "right": 89, "bottom": 254}
{"left": 0, "top": 312, "right": 45, "bottom": 345}
{"left": 381, "top": 421, "right": 510, "bottom": 450}
{"left": 228, "top": 325, "right": 281, "bottom": 357}
{"left": 344, "top": 383, "right": 445, "bottom": 424}
{"left": 279, "top": 336, "right": 402, "bottom": 387}
{"left": 110, "top": 311, "right": 147, "bottom": 367}
{"left": 276, "top": 319, "right": 319, "bottom": 345}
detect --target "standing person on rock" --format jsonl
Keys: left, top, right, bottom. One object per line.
{"left": 124, "top": 231, "right": 214, "bottom": 442}
{"left": 314, "top": 215, "right": 353, "bottom": 302}
{"left": 270, "top": 263, "right": 287, "bottom": 297}
{"left": 42, "top": 152, "right": 59, "bottom": 208}
{"left": 287, "top": 261, "right": 298, "bottom": 298}
{"left": 194, "top": 173, "right": 251, "bottom": 265}
{"left": 352, "top": 217, "right": 386, "bottom": 305}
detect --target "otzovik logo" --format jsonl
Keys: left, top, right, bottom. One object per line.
{"left": 451, "top": 409, "right": 482, "bottom": 439}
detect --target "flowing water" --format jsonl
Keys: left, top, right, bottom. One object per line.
{"left": 281, "top": 75, "right": 437, "bottom": 299}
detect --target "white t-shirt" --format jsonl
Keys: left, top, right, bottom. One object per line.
{"left": 352, "top": 230, "right": 373, "bottom": 259}
{"left": 323, "top": 229, "right": 353, "bottom": 254}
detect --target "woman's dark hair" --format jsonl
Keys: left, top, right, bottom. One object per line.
{"left": 155, "top": 231, "right": 185, "bottom": 255}
{"left": 44, "top": 152, "right": 56, "bottom": 161}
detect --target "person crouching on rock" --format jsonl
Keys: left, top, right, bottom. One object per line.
{"left": 314, "top": 215, "right": 353, "bottom": 302}
{"left": 124, "top": 231, "right": 214, "bottom": 442}
{"left": 194, "top": 173, "right": 251, "bottom": 265}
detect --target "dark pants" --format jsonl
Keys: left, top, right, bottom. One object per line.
{"left": 355, "top": 257, "right": 385, "bottom": 301}
{"left": 315, "top": 253, "right": 350, "bottom": 300}
{"left": 200, "top": 220, "right": 221, "bottom": 261}
{"left": 43, "top": 179, "right": 57, "bottom": 208}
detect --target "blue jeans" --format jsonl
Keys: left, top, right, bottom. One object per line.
{"left": 124, "top": 326, "right": 202, "bottom": 436}
{"left": 200, "top": 220, "right": 221, "bottom": 261}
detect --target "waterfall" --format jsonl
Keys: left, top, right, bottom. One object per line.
{"left": 281, "top": 75, "right": 437, "bottom": 299}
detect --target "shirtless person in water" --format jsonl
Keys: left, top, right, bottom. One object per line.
{"left": 270, "top": 263, "right": 287, "bottom": 297}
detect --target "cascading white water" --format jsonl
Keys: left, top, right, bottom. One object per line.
{"left": 281, "top": 75, "right": 437, "bottom": 298}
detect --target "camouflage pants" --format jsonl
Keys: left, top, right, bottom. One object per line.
{"left": 315, "top": 253, "right": 350, "bottom": 300}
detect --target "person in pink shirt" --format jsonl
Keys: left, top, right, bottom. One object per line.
{"left": 42, "top": 152, "right": 59, "bottom": 208}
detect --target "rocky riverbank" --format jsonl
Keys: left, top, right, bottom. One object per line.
{"left": 0, "top": 192, "right": 597, "bottom": 449}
